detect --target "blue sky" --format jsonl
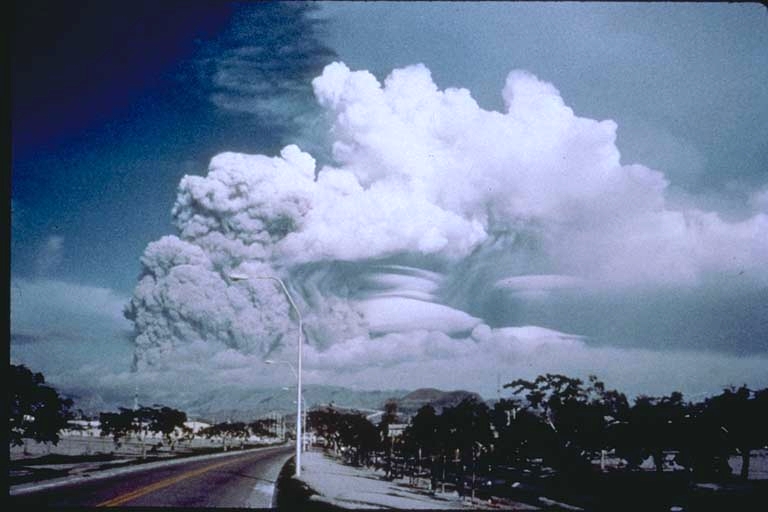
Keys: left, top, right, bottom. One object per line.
{"left": 10, "top": 2, "right": 768, "bottom": 409}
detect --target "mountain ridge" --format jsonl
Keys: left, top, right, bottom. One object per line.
{"left": 64, "top": 384, "right": 487, "bottom": 422}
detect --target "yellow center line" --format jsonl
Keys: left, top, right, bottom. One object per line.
{"left": 96, "top": 457, "right": 240, "bottom": 507}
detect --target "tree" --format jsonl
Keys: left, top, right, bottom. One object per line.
{"left": 338, "top": 413, "right": 380, "bottom": 466}
{"left": 490, "top": 397, "right": 553, "bottom": 465}
{"left": 402, "top": 405, "right": 440, "bottom": 457}
{"left": 10, "top": 364, "right": 73, "bottom": 447}
{"left": 199, "top": 421, "right": 251, "bottom": 451}
{"left": 380, "top": 401, "right": 399, "bottom": 446}
{"left": 99, "top": 408, "right": 137, "bottom": 447}
{"left": 621, "top": 392, "right": 689, "bottom": 473}
{"left": 144, "top": 405, "right": 188, "bottom": 450}
{"left": 308, "top": 407, "right": 343, "bottom": 452}
{"left": 382, "top": 400, "right": 398, "bottom": 426}
{"left": 379, "top": 400, "right": 400, "bottom": 474}
{"left": 99, "top": 405, "right": 188, "bottom": 456}
{"left": 501, "top": 373, "right": 633, "bottom": 479}
{"left": 505, "top": 374, "right": 588, "bottom": 418}
{"left": 249, "top": 418, "right": 276, "bottom": 437}
{"left": 308, "top": 407, "right": 380, "bottom": 465}
{"left": 697, "top": 386, "right": 768, "bottom": 480}
{"left": 438, "top": 397, "right": 493, "bottom": 478}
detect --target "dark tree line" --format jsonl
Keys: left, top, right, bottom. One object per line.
{"left": 11, "top": 363, "right": 767, "bottom": 484}
{"left": 399, "top": 374, "right": 767, "bottom": 482}
{"left": 307, "top": 407, "right": 380, "bottom": 466}
{"left": 99, "top": 411, "right": 290, "bottom": 453}
{"left": 307, "top": 373, "right": 767, "bottom": 484}
{"left": 99, "top": 405, "right": 191, "bottom": 456}
{"left": 196, "top": 419, "right": 282, "bottom": 450}
{"left": 9, "top": 364, "right": 294, "bottom": 457}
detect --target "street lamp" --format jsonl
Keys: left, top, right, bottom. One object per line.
{"left": 271, "top": 361, "right": 306, "bottom": 450}
{"left": 280, "top": 383, "right": 309, "bottom": 453}
{"left": 230, "top": 273, "right": 304, "bottom": 477}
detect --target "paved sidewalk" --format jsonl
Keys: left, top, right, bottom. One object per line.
{"left": 297, "top": 451, "right": 537, "bottom": 510}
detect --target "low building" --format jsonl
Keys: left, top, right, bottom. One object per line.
{"left": 386, "top": 423, "right": 408, "bottom": 439}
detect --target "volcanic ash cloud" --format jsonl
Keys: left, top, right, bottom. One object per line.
{"left": 125, "top": 61, "right": 768, "bottom": 377}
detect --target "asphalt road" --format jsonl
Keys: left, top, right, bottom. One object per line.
{"left": 10, "top": 445, "right": 294, "bottom": 508}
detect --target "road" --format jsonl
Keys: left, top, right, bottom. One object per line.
{"left": 10, "top": 445, "right": 294, "bottom": 508}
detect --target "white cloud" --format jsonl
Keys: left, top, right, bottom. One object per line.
{"left": 102, "top": 322, "right": 758, "bottom": 401}
{"left": 11, "top": 277, "right": 130, "bottom": 341}
{"left": 124, "top": 62, "right": 768, "bottom": 398}
{"left": 308, "top": 62, "right": 766, "bottom": 286}
{"left": 358, "top": 297, "right": 481, "bottom": 336}
{"left": 303, "top": 325, "right": 768, "bottom": 399}
{"left": 169, "top": 61, "right": 768, "bottom": 284}
{"left": 10, "top": 278, "right": 134, "bottom": 390}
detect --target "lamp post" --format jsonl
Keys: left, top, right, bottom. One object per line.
{"left": 230, "top": 273, "right": 303, "bottom": 477}
{"left": 274, "top": 365, "right": 309, "bottom": 452}
{"left": 280, "top": 383, "right": 309, "bottom": 453}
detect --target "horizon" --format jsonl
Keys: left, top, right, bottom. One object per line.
{"left": 53, "top": 376, "right": 747, "bottom": 423}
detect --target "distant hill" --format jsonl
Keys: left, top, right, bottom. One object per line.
{"left": 395, "top": 388, "right": 484, "bottom": 415}
{"left": 155, "top": 384, "right": 416, "bottom": 423}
